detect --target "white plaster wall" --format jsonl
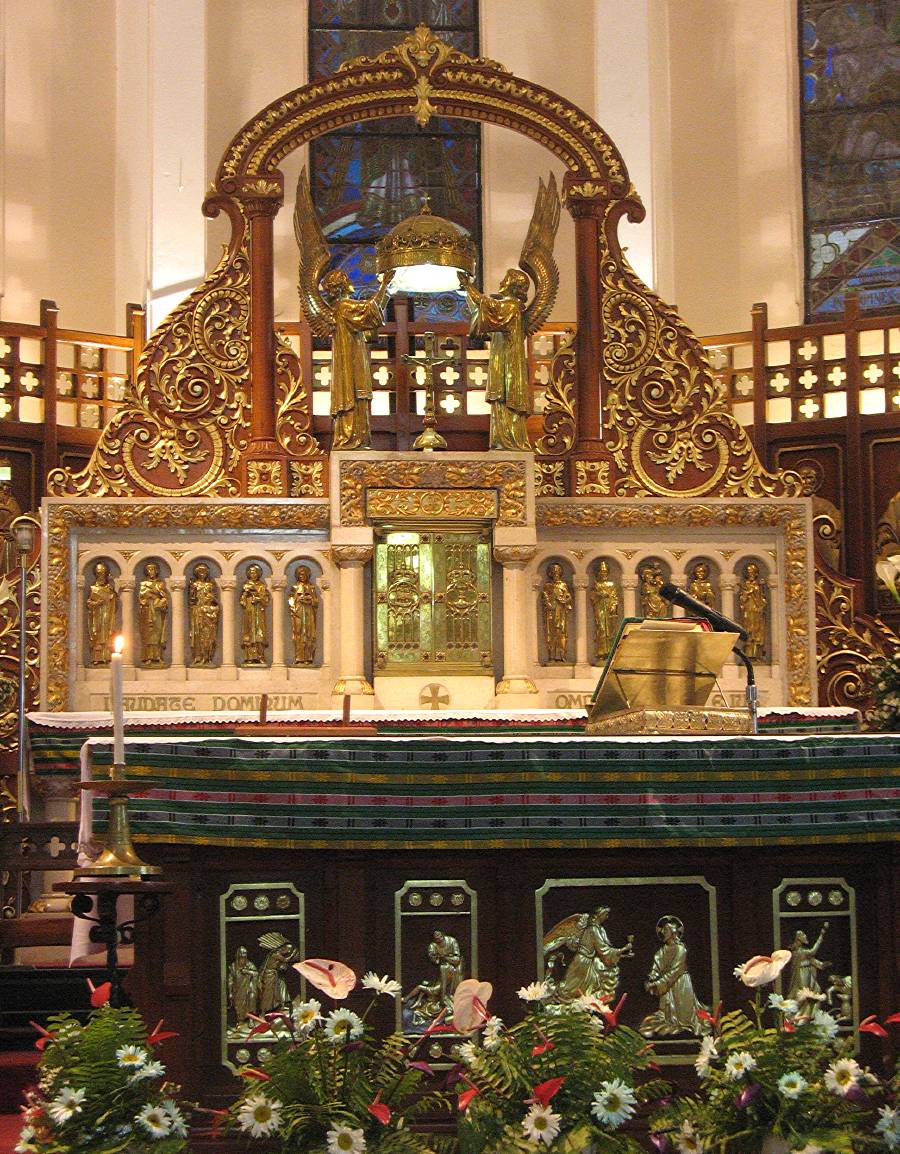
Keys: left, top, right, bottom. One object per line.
{"left": 1, "top": 0, "right": 117, "bottom": 329}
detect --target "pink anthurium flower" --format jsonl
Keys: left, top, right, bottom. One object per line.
{"left": 649, "top": 1133, "right": 670, "bottom": 1152}
{"left": 293, "top": 958, "right": 357, "bottom": 999}
{"left": 859, "top": 1015, "right": 889, "bottom": 1038}
{"left": 736, "top": 1082, "right": 761, "bottom": 1109}
{"left": 147, "top": 1019, "right": 179, "bottom": 1045}
{"left": 453, "top": 978, "right": 493, "bottom": 1033}
{"left": 738, "top": 950, "right": 792, "bottom": 988}
{"left": 885, "top": 1012, "right": 900, "bottom": 1025}
{"left": 697, "top": 1000, "right": 723, "bottom": 1029}
{"left": 530, "top": 1077, "right": 565, "bottom": 1106}
{"left": 29, "top": 1021, "right": 57, "bottom": 1051}
{"left": 458, "top": 1085, "right": 480, "bottom": 1111}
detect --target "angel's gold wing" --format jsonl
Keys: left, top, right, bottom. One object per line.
{"left": 542, "top": 911, "right": 589, "bottom": 955}
{"left": 293, "top": 168, "right": 335, "bottom": 339}
{"left": 520, "top": 173, "right": 561, "bottom": 337}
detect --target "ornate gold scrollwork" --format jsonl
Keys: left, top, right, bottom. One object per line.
{"left": 289, "top": 461, "right": 326, "bottom": 497}
{"left": 575, "top": 460, "right": 610, "bottom": 495}
{"left": 815, "top": 564, "right": 900, "bottom": 710}
{"left": 534, "top": 334, "right": 576, "bottom": 460}
{"left": 0, "top": 558, "right": 40, "bottom": 754}
{"left": 366, "top": 488, "right": 497, "bottom": 520}
{"left": 534, "top": 461, "right": 565, "bottom": 497}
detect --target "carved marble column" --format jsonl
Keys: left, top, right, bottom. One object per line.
{"left": 622, "top": 577, "right": 638, "bottom": 619}
{"left": 169, "top": 577, "right": 186, "bottom": 670}
{"left": 573, "top": 577, "right": 590, "bottom": 675}
{"left": 271, "top": 578, "right": 286, "bottom": 668}
{"left": 220, "top": 577, "right": 237, "bottom": 672}
{"left": 118, "top": 580, "right": 135, "bottom": 673}
{"left": 720, "top": 576, "right": 737, "bottom": 622}
{"left": 494, "top": 545, "right": 538, "bottom": 697}
{"left": 332, "top": 545, "right": 374, "bottom": 697}
{"left": 319, "top": 577, "right": 331, "bottom": 667}
{"left": 75, "top": 575, "right": 85, "bottom": 681}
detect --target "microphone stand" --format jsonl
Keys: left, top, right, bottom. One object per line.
{"left": 731, "top": 647, "right": 758, "bottom": 735}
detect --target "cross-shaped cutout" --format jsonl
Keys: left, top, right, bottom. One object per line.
{"left": 893, "top": 362, "right": 900, "bottom": 380}
{"left": 314, "top": 364, "right": 332, "bottom": 388}
{"left": 735, "top": 373, "right": 754, "bottom": 396}
{"left": 46, "top": 835, "right": 66, "bottom": 857}
{"left": 892, "top": 391, "right": 900, "bottom": 408}
{"left": 531, "top": 334, "right": 553, "bottom": 356}
{"left": 0, "top": 398, "right": 10, "bottom": 419}
{"left": 440, "top": 393, "right": 461, "bottom": 414}
{"left": 798, "top": 397, "right": 820, "bottom": 419}
{"left": 372, "top": 365, "right": 392, "bottom": 388}
{"left": 439, "top": 365, "right": 460, "bottom": 387}
{"left": 0, "top": 369, "right": 9, "bottom": 388}
{"left": 797, "top": 338, "right": 817, "bottom": 361}
{"left": 468, "top": 365, "right": 489, "bottom": 388}
{"left": 863, "top": 362, "right": 883, "bottom": 384}
{"left": 798, "top": 368, "right": 818, "bottom": 390}
{"left": 707, "top": 347, "right": 729, "bottom": 370}
{"left": 828, "top": 365, "right": 847, "bottom": 387}
{"left": 769, "top": 372, "right": 790, "bottom": 394}
{"left": 19, "top": 371, "right": 39, "bottom": 393}
{"left": 0, "top": 339, "right": 10, "bottom": 359}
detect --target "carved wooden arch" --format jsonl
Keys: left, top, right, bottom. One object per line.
{"left": 49, "top": 25, "right": 798, "bottom": 502}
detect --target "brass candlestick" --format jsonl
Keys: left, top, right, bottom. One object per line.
{"left": 77, "top": 763, "right": 161, "bottom": 878}
{"left": 403, "top": 332, "right": 454, "bottom": 451}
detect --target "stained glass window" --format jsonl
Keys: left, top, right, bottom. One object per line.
{"left": 800, "top": 1, "right": 900, "bottom": 319}
{"left": 309, "top": 1, "right": 481, "bottom": 323}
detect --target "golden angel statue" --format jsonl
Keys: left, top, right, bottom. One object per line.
{"left": 294, "top": 168, "right": 392, "bottom": 450}
{"left": 542, "top": 905, "right": 634, "bottom": 1004}
{"left": 460, "top": 174, "right": 561, "bottom": 450}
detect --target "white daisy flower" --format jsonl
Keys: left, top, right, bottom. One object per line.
{"left": 732, "top": 964, "right": 746, "bottom": 979}
{"left": 795, "top": 987, "right": 826, "bottom": 1003}
{"left": 521, "top": 1104, "right": 561, "bottom": 1146}
{"left": 292, "top": 998, "right": 323, "bottom": 1031}
{"left": 876, "top": 1105, "right": 899, "bottom": 1149}
{"left": 130, "top": 1059, "right": 165, "bottom": 1082}
{"left": 517, "top": 981, "right": 552, "bottom": 1002}
{"left": 361, "top": 972, "right": 402, "bottom": 997}
{"left": 237, "top": 1094, "right": 283, "bottom": 1138}
{"left": 694, "top": 1035, "right": 718, "bottom": 1078}
{"left": 136, "top": 1104, "right": 172, "bottom": 1138}
{"left": 48, "top": 1086, "right": 86, "bottom": 1123}
{"left": 777, "top": 1071, "right": 807, "bottom": 1099}
{"left": 675, "top": 1119, "right": 705, "bottom": 1153}
{"left": 324, "top": 1008, "right": 365, "bottom": 1043}
{"left": 590, "top": 1079, "right": 637, "bottom": 1128}
{"left": 326, "top": 1124, "right": 367, "bottom": 1154}
{"left": 482, "top": 1017, "right": 504, "bottom": 1050}
{"left": 570, "top": 993, "right": 605, "bottom": 1015}
{"left": 811, "top": 1007, "right": 839, "bottom": 1038}
{"left": 724, "top": 1051, "right": 757, "bottom": 1080}
{"left": 115, "top": 1044, "right": 148, "bottom": 1070}
{"left": 161, "top": 1099, "right": 188, "bottom": 1138}
{"left": 457, "top": 1041, "right": 479, "bottom": 1065}
{"left": 767, "top": 993, "right": 799, "bottom": 1015}
{"left": 14, "top": 1125, "right": 36, "bottom": 1154}
{"left": 824, "top": 1056, "right": 861, "bottom": 1096}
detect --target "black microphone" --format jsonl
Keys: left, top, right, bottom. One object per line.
{"left": 659, "top": 583, "right": 749, "bottom": 642}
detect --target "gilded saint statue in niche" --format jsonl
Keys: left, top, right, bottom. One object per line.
{"left": 590, "top": 560, "right": 620, "bottom": 663}
{"left": 188, "top": 563, "right": 220, "bottom": 666}
{"left": 240, "top": 564, "right": 271, "bottom": 666}
{"left": 288, "top": 565, "right": 319, "bottom": 666}
{"left": 86, "top": 561, "right": 118, "bottom": 666}
{"left": 459, "top": 175, "right": 561, "bottom": 450}
{"left": 738, "top": 561, "right": 768, "bottom": 659}
{"left": 137, "top": 561, "right": 168, "bottom": 667}
{"left": 638, "top": 561, "right": 668, "bottom": 619}
{"left": 227, "top": 945, "right": 259, "bottom": 1027}
{"left": 687, "top": 561, "right": 716, "bottom": 609}
{"left": 639, "top": 916, "right": 708, "bottom": 1038}
{"left": 294, "top": 169, "right": 392, "bottom": 450}
{"left": 543, "top": 906, "right": 634, "bottom": 1004}
{"left": 786, "top": 923, "right": 830, "bottom": 1018}
{"left": 541, "top": 563, "right": 572, "bottom": 663}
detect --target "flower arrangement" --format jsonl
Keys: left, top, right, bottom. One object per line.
{"left": 650, "top": 950, "right": 898, "bottom": 1154}
{"left": 16, "top": 1003, "right": 188, "bottom": 1154}
{"left": 224, "top": 960, "right": 452, "bottom": 1153}
{"left": 867, "top": 650, "right": 900, "bottom": 731}
{"left": 453, "top": 978, "right": 666, "bottom": 1154}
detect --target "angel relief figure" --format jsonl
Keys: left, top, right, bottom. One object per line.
{"left": 542, "top": 905, "right": 634, "bottom": 1004}
{"left": 294, "top": 169, "right": 392, "bottom": 450}
{"left": 460, "top": 174, "right": 561, "bottom": 451}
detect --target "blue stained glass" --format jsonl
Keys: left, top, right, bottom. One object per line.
{"left": 412, "top": 291, "right": 471, "bottom": 323}
{"left": 311, "top": 28, "right": 476, "bottom": 78}
{"left": 310, "top": 0, "right": 475, "bottom": 28}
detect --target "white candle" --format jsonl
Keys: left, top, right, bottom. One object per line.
{"left": 111, "top": 634, "right": 125, "bottom": 765}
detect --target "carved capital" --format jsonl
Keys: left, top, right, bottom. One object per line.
{"left": 332, "top": 545, "right": 374, "bottom": 569}
{"left": 493, "top": 545, "right": 536, "bottom": 568}
{"left": 170, "top": 577, "right": 186, "bottom": 592}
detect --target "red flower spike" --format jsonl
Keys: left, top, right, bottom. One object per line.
{"left": 530, "top": 1077, "right": 565, "bottom": 1106}
{"left": 208, "top": 1108, "right": 229, "bottom": 1138}
{"left": 458, "top": 1087, "right": 480, "bottom": 1111}
{"left": 531, "top": 1039, "right": 555, "bottom": 1056}
{"left": 859, "top": 1015, "right": 889, "bottom": 1038}
{"left": 240, "top": 1067, "right": 272, "bottom": 1081}
{"left": 782, "top": 1019, "right": 796, "bottom": 1033}
{"left": 884, "top": 1012, "right": 900, "bottom": 1025}
{"left": 147, "top": 1019, "right": 179, "bottom": 1046}
{"left": 600, "top": 992, "right": 628, "bottom": 1028}
{"left": 86, "top": 978, "right": 112, "bottom": 1007}
{"left": 647, "top": 1061, "right": 663, "bottom": 1075}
